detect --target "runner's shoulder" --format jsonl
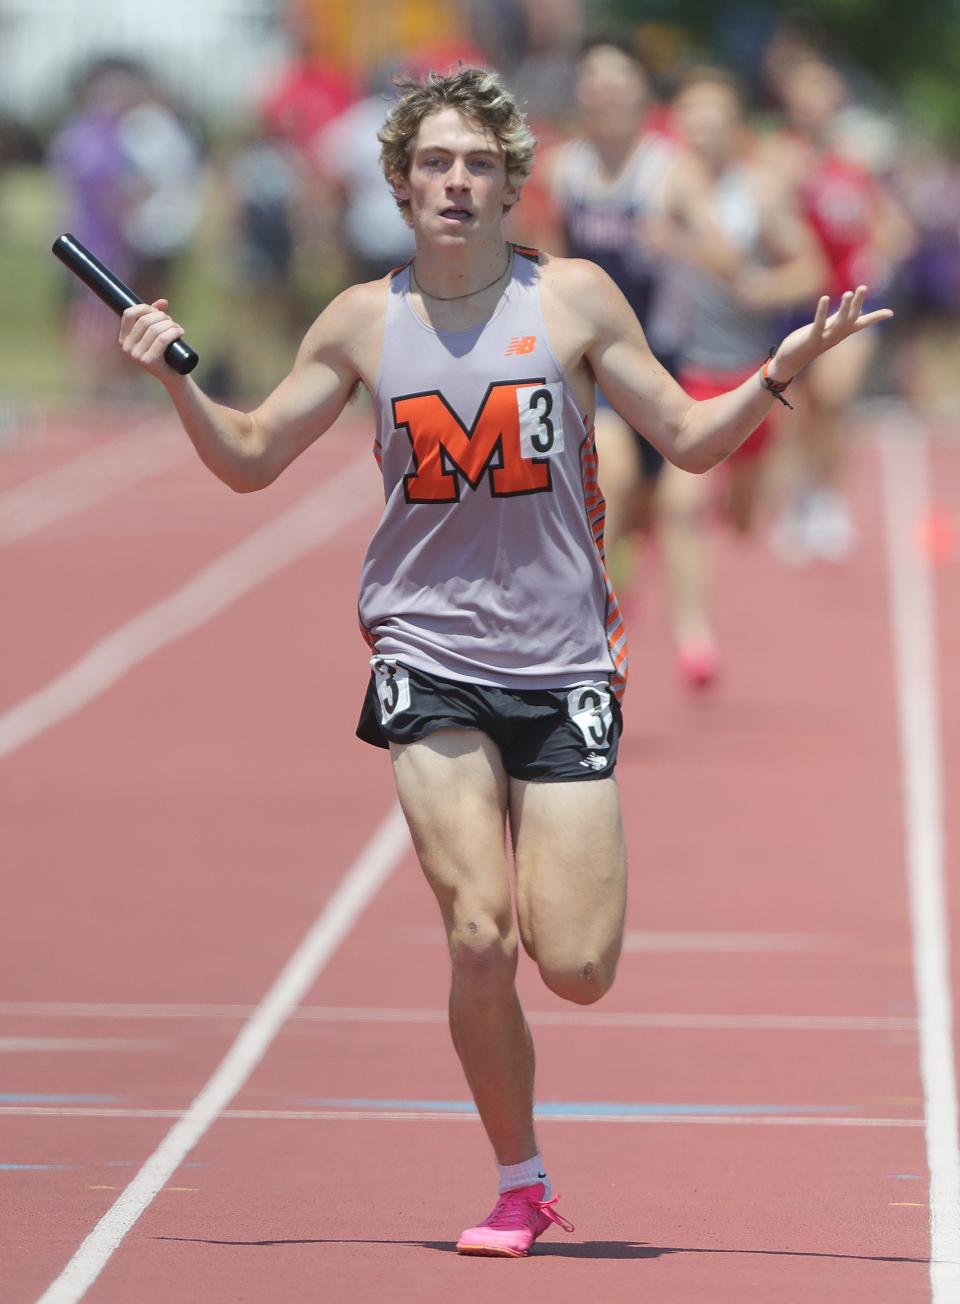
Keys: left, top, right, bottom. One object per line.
{"left": 299, "top": 274, "right": 392, "bottom": 360}
{"left": 538, "top": 252, "right": 627, "bottom": 322}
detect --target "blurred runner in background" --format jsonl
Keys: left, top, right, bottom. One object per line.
{"left": 536, "top": 35, "right": 677, "bottom": 593}
{"left": 512, "top": 0, "right": 585, "bottom": 130}
{"left": 766, "top": 57, "right": 914, "bottom": 564}
{"left": 652, "top": 66, "right": 825, "bottom": 686}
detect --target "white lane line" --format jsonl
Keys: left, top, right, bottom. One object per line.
{"left": 881, "top": 429, "right": 960, "bottom": 1292}
{"left": 34, "top": 801, "right": 409, "bottom": 1304}
{"left": 0, "top": 454, "right": 375, "bottom": 762}
{"left": 0, "top": 416, "right": 184, "bottom": 546}
{"left": 0, "top": 1001, "right": 918, "bottom": 1032}
{"left": 1, "top": 1104, "right": 923, "bottom": 1129}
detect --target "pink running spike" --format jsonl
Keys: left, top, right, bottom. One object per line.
{"left": 456, "top": 1183, "right": 575, "bottom": 1257}
{"left": 677, "top": 638, "right": 719, "bottom": 690}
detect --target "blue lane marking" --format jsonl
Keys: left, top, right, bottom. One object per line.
{"left": 0, "top": 1163, "right": 71, "bottom": 1171}
{"left": 0, "top": 1094, "right": 124, "bottom": 1104}
{"left": 2, "top": 1160, "right": 155, "bottom": 1172}
{"left": 299, "top": 1098, "right": 851, "bottom": 1116}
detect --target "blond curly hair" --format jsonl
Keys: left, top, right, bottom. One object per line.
{"left": 378, "top": 67, "right": 537, "bottom": 225}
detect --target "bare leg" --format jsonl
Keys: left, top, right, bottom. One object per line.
{"left": 726, "top": 455, "right": 768, "bottom": 536}
{"left": 657, "top": 460, "right": 715, "bottom": 647}
{"left": 390, "top": 729, "right": 537, "bottom": 1164}
{"left": 510, "top": 775, "right": 627, "bottom": 1003}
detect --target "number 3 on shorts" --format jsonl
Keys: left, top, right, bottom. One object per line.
{"left": 373, "top": 657, "right": 411, "bottom": 723}
{"left": 566, "top": 684, "right": 613, "bottom": 750}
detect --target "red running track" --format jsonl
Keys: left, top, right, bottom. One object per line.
{"left": 1, "top": 403, "right": 958, "bottom": 1303}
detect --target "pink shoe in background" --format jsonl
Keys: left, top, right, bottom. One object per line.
{"left": 456, "top": 1183, "right": 574, "bottom": 1257}
{"left": 677, "top": 638, "right": 719, "bottom": 690}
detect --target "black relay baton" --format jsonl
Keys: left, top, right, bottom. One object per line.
{"left": 52, "top": 233, "right": 200, "bottom": 376}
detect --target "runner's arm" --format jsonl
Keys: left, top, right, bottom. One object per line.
{"left": 119, "top": 285, "right": 374, "bottom": 491}
{"left": 573, "top": 260, "right": 890, "bottom": 472}
{"left": 734, "top": 177, "right": 828, "bottom": 310}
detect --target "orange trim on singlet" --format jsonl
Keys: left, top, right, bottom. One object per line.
{"left": 579, "top": 428, "right": 628, "bottom": 702}
{"left": 358, "top": 615, "right": 376, "bottom": 650}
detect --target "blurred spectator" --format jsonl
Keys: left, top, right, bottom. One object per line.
{"left": 764, "top": 57, "right": 915, "bottom": 564}
{"left": 49, "top": 57, "right": 144, "bottom": 288}
{"left": 461, "top": 0, "right": 530, "bottom": 80}
{"left": 312, "top": 65, "right": 415, "bottom": 286}
{"left": 48, "top": 55, "right": 204, "bottom": 394}
{"left": 208, "top": 119, "right": 310, "bottom": 399}
{"left": 260, "top": 1, "right": 359, "bottom": 155}
{"left": 892, "top": 137, "right": 960, "bottom": 418}
{"left": 114, "top": 78, "right": 204, "bottom": 308}
{"left": 48, "top": 56, "right": 149, "bottom": 391}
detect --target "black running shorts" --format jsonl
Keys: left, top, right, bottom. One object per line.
{"left": 356, "top": 658, "right": 622, "bottom": 783}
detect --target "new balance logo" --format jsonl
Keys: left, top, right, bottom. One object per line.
{"left": 580, "top": 753, "right": 608, "bottom": 771}
{"left": 505, "top": 335, "right": 536, "bottom": 356}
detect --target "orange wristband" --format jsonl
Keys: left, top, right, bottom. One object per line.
{"left": 761, "top": 348, "right": 794, "bottom": 409}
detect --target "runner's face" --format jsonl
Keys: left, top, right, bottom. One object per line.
{"left": 575, "top": 47, "right": 647, "bottom": 129}
{"left": 781, "top": 62, "right": 846, "bottom": 136}
{"left": 675, "top": 83, "right": 741, "bottom": 162}
{"left": 395, "top": 108, "right": 518, "bottom": 242}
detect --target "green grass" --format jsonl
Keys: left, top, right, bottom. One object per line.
{"left": 0, "top": 167, "right": 68, "bottom": 397}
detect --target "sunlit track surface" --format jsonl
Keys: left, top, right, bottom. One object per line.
{"left": 0, "top": 414, "right": 186, "bottom": 546}
{"left": 0, "top": 1001, "right": 921, "bottom": 1032}
{"left": 1, "top": 409, "right": 957, "bottom": 1304}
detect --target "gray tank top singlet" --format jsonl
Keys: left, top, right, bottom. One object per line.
{"left": 358, "top": 245, "right": 628, "bottom": 698}
{"left": 678, "top": 166, "right": 774, "bottom": 371}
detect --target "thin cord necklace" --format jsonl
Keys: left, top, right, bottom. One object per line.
{"left": 411, "top": 246, "right": 513, "bottom": 301}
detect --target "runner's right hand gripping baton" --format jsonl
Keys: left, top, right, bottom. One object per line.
{"left": 52, "top": 233, "right": 200, "bottom": 376}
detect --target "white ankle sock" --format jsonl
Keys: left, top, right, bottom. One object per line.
{"left": 497, "top": 1153, "right": 551, "bottom": 1199}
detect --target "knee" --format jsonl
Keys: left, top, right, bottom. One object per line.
{"left": 448, "top": 917, "right": 517, "bottom": 990}
{"left": 539, "top": 956, "right": 616, "bottom": 1006}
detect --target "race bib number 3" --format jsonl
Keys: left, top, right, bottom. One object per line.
{"left": 566, "top": 684, "right": 613, "bottom": 750}
{"left": 517, "top": 382, "right": 564, "bottom": 460}
{"left": 373, "top": 658, "right": 410, "bottom": 723}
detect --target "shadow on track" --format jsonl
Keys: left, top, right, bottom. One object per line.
{"left": 155, "top": 1237, "right": 930, "bottom": 1264}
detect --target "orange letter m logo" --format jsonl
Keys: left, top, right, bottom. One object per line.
{"left": 395, "top": 382, "right": 552, "bottom": 503}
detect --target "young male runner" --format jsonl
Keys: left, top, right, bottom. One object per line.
{"left": 117, "top": 67, "right": 891, "bottom": 1257}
